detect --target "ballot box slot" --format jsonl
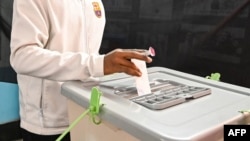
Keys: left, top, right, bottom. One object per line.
{"left": 100, "top": 78, "right": 211, "bottom": 110}
{"left": 113, "top": 79, "right": 183, "bottom": 95}
{"left": 130, "top": 85, "right": 211, "bottom": 110}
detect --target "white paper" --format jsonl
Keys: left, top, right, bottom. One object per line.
{"left": 131, "top": 59, "right": 151, "bottom": 96}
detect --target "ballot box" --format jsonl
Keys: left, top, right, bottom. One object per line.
{"left": 61, "top": 67, "right": 250, "bottom": 141}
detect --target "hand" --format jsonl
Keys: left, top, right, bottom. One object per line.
{"left": 104, "top": 49, "right": 152, "bottom": 76}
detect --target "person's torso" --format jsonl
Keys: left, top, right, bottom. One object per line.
{"left": 18, "top": 0, "right": 106, "bottom": 135}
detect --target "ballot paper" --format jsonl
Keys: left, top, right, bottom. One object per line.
{"left": 131, "top": 59, "right": 151, "bottom": 96}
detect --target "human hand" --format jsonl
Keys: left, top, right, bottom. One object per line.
{"left": 104, "top": 49, "right": 152, "bottom": 76}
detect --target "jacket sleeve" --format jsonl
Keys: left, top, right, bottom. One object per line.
{"left": 10, "top": 0, "right": 104, "bottom": 81}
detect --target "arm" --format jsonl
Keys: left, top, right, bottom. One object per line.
{"left": 10, "top": 0, "right": 104, "bottom": 81}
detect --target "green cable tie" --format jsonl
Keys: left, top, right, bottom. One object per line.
{"left": 239, "top": 110, "right": 250, "bottom": 114}
{"left": 56, "top": 87, "right": 103, "bottom": 141}
{"left": 56, "top": 109, "right": 90, "bottom": 141}
{"left": 88, "top": 87, "right": 103, "bottom": 125}
{"left": 206, "top": 72, "right": 221, "bottom": 81}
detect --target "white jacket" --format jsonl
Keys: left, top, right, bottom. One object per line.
{"left": 10, "top": 0, "right": 105, "bottom": 135}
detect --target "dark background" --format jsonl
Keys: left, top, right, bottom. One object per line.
{"left": 1, "top": 0, "right": 250, "bottom": 87}
{"left": 100, "top": 0, "right": 250, "bottom": 88}
{"left": 0, "top": 0, "right": 16, "bottom": 83}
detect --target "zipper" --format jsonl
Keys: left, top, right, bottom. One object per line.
{"left": 39, "top": 79, "right": 44, "bottom": 126}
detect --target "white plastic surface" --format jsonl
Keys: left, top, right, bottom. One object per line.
{"left": 61, "top": 67, "right": 250, "bottom": 141}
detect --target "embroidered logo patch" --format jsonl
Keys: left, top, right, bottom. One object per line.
{"left": 92, "top": 2, "right": 101, "bottom": 18}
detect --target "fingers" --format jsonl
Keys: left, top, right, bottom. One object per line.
{"left": 104, "top": 48, "right": 153, "bottom": 76}
{"left": 121, "top": 50, "right": 153, "bottom": 63}
{"left": 119, "top": 65, "right": 142, "bottom": 76}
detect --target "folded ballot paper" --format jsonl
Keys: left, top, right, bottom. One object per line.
{"left": 131, "top": 59, "right": 151, "bottom": 96}
{"left": 132, "top": 47, "right": 155, "bottom": 96}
